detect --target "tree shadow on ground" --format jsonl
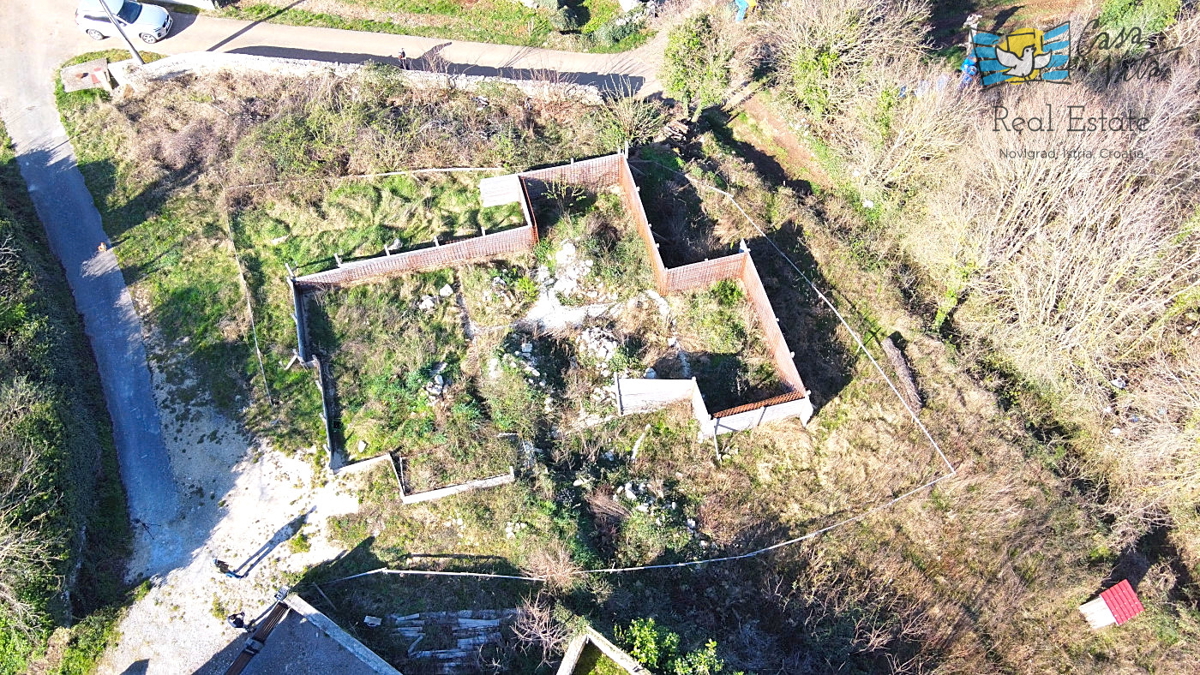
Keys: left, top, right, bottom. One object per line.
{"left": 1103, "top": 525, "right": 1200, "bottom": 604}
{"left": 703, "top": 109, "right": 813, "bottom": 197}
{"left": 225, "top": 46, "right": 646, "bottom": 94}
{"left": 567, "top": 519, "right": 936, "bottom": 673}
{"left": 631, "top": 142, "right": 857, "bottom": 413}
{"left": 74, "top": 158, "right": 205, "bottom": 247}
{"left": 743, "top": 234, "right": 858, "bottom": 413}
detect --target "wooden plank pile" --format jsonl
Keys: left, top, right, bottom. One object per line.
{"left": 392, "top": 609, "right": 518, "bottom": 673}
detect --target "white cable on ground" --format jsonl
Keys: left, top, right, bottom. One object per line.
{"left": 579, "top": 473, "right": 952, "bottom": 574}
{"left": 230, "top": 166, "right": 506, "bottom": 190}
{"left": 324, "top": 568, "right": 545, "bottom": 584}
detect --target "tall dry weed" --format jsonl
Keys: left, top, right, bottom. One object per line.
{"left": 906, "top": 13, "right": 1200, "bottom": 544}
{"left": 765, "top": 0, "right": 1200, "bottom": 548}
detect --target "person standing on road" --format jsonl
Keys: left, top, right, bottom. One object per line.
{"left": 397, "top": 48, "right": 410, "bottom": 70}
{"left": 213, "top": 558, "right": 242, "bottom": 578}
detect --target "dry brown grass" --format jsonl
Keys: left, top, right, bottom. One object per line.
{"left": 92, "top": 65, "right": 613, "bottom": 203}
{"left": 765, "top": 0, "right": 1200, "bottom": 557}
{"left": 521, "top": 543, "right": 582, "bottom": 592}
{"left": 902, "top": 14, "right": 1200, "bottom": 549}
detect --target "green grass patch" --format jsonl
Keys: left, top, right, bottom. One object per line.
{"left": 670, "top": 279, "right": 786, "bottom": 412}
{"left": 215, "top": 0, "right": 650, "bottom": 52}
{"left": 576, "top": 644, "right": 627, "bottom": 674}
{"left": 219, "top": 1, "right": 555, "bottom": 48}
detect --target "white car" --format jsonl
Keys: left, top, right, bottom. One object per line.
{"left": 76, "top": 0, "right": 172, "bottom": 44}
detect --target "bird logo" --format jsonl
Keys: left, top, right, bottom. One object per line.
{"left": 972, "top": 23, "right": 1071, "bottom": 87}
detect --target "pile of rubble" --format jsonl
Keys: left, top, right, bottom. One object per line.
{"left": 416, "top": 283, "right": 456, "bottom": 312}
{"left": 425, "top": 361, "right": 448, "bottom": 399}
{"left": 533, "top": 240, "right": 617, "bottom": 302}
{"left": 578, "top": 327, "right": 620, "bottom": 366}
{"left": 612, "top": 480, "right": 710, "bottom": 548}
{"left": 487, "top": 340, "right": 546, "bottom": 388}
{"left": 482, "top": 276, "right": 521, "bottom": 309}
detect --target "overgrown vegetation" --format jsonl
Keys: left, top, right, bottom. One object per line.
{"left": 0, "top": 124, "right": 131, "bottom": 673}
{"left": 662, "top": 12, "right": 735, "bottom": 120}
{"left": 636, "top": 0, "right": 1200, "bottom": 670}
{"left": 761, "top": 0, "right": 1200, "bottom": 549}
{"left": 59, "top": 5, "right": 1200, "bottom": 668}
{"left": 57, "top": 62, "right": 634, "bottom": 454}
{"left": 63, "top": 60, "right": 940, "bottom": 672}
{"left": 616, "top": 618, "right": 732, "bottom": 674}
{"left": 215, "top": 0, "right": 652, "bottom": 52}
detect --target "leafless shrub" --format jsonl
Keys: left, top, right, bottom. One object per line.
{"left": 766, "top": 0, "right": 929, "bottom": 132}
{"left": 511, "top": 594, "right": 572, "bottom": 665}
{"left": 914, "top": 62, "right": 1200, "bottom": 411}
{"left": 521, "top": 542, "right": 581, "bottom": 592}
{"left": 763, "top": 0, "right": 986, "bottom": 196}
{"left": 599, "top": 88, "right": 669, "bottom": 150}
{"left": 755, "top": 544, "right": 937, "bottom": 671}
{"left": 0, "top": 236, "right": 16, "bottom": 273}
{"left": 863, "top": 10, "right": 1200, "bottom": 552}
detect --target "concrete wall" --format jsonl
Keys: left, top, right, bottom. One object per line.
{"left": 111, "top": 52, "right": 603, "bottom": 103}
{"left": 295, "top": 225, "right": 536, "bottom": 289}
{"left": 712, "top": 396, "right": 813, "bottom": 434}
{"left": 556, "top": 627, "right": 648, "bottom": 675}
{"left": 614, "top": 378, "right": 697, "bottom": 414}
{"left": 400, "top": 468, "right": 516, "bottom": 504}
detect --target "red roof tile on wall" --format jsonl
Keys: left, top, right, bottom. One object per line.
{"left": 1101, "top": 579, "right": 1145, "bottom": 625}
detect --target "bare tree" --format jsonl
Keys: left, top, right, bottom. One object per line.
{"left": 511, "top": 594, "right": 572, "bottom": 666}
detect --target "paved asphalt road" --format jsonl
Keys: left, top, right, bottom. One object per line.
{"left": 0, "top": 0, "right": 656, "bottom": 574}
{"left": 0, "top": 0, "right": 184, "bottom": 571}
{"left": 157, "top": 7, "right": 659, "bottom": 92}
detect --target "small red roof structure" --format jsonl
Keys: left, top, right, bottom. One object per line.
{"left": 1079, "top": 579, "right": 1145, "bottom": 630}
{"left": 1101, "top": 579, "right": 1145, "bottom": 625}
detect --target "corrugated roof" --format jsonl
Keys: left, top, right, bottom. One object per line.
{"left": 1101, "top": 579, "right": 1145, "bottom": 625}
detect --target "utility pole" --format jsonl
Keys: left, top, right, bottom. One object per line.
{"left": 97, "top": 0, "right": 144, "bottom": 65}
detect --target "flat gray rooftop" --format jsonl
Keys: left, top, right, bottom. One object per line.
{"left": 242, "top": 611, "right": 389, "bottom": 675}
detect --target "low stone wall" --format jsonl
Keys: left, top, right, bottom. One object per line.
{"left": 110, "top": 52, "right": 603, "bottom": 103}
{"left": 295, "top": 225, "right": 537, "bottom": 290}
{"left": 400, "top": 468, "right": 516, "bottom": 504}
{"left": 613, "top": 378, "right": 696, "bottom": 415}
